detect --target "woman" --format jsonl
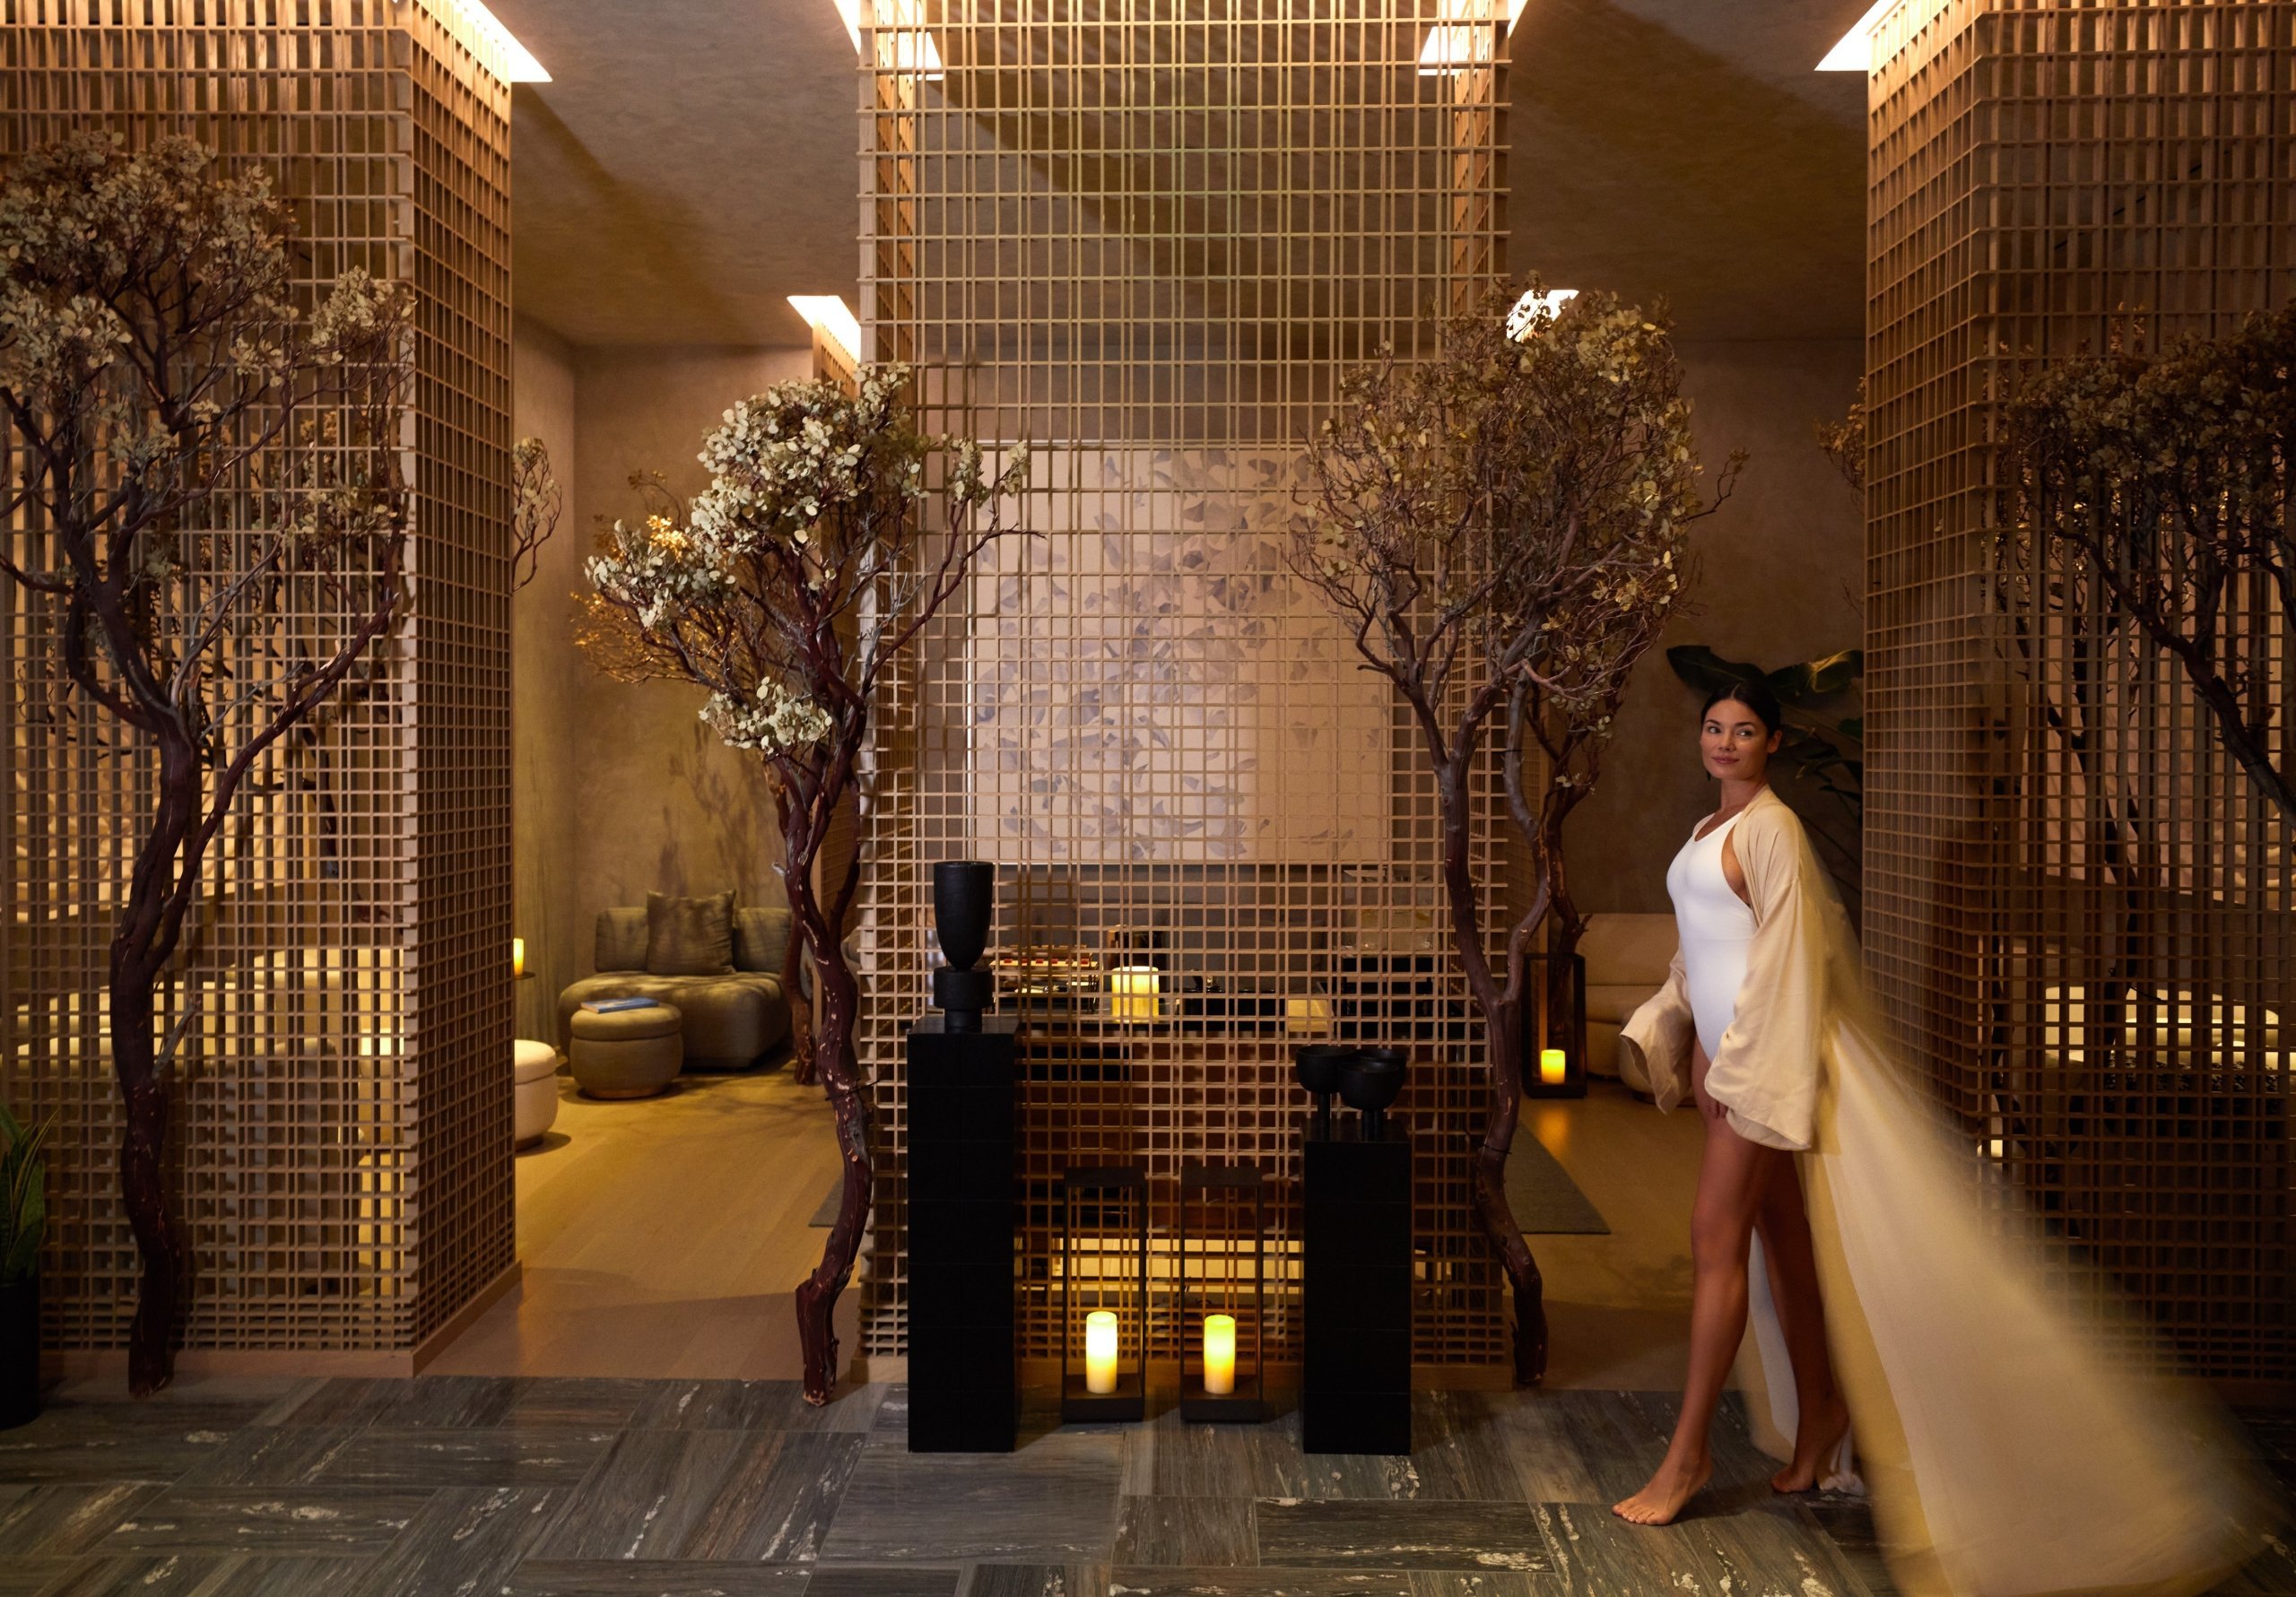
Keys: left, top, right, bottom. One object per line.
{"left": 1613, "top": 683, "right": 2270, "bottom": 1596}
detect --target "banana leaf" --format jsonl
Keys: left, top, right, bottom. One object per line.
{"left": 0, "top": 1101, "right": 55, "bottom": 1286}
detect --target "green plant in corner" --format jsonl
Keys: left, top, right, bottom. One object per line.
{"left": 1666, "top": 645, "right": 1864, "bottom": 918}
{"left": 0, "top": 1104, "right": 57, "bottom": 1289}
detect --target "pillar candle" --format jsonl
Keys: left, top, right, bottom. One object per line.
{"left": 1084, "top": 1310, "right": 1119, "bottom": 1394}
{"left": 512, "top": 937, "right": 526, "bottom": 978}
{"left": 1539, "top": 1047, "right": 1567, "bottom": 1086}
{"left": 1203, "top": 1313, "right": 1237, "bottom": 1396}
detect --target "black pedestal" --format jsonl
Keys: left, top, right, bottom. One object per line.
{"left": 1301, "top": 1125, "right": 1412, "bottom": 1455}
{"left": 905, "top": 1012, "right": 1018, "bottom": 1453}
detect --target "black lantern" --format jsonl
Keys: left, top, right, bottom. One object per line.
{"left": 1178, "top": 1163, "right": 1271, "bottom": 1422}
{"left": 1523, "top": 951, "right": 1588, "bottom": 1099}
{"left": 1059, "top": 1164, "right": 1148, "bottom": 1422}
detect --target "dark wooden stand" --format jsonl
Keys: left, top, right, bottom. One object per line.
{"left": 1301, "top": 1120, "right": 1413, "bottom": 1454}
{"left": 905, "top": 1012, "right": 1018, "bottom": 1453}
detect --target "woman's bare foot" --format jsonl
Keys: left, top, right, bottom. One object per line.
{"left": 1613, "top": 1454, "right": 1713, "bottom": 1525}
{"left": 1771, "top": 1395, "right": 1851, "bottom": 1493}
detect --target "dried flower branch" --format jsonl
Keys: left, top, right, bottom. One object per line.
{"left": 0, "top": 135, "right": 414, "bottom": 1394}
{"left": 2005, "top": 306, "right": 2296, "bottom": 825}
{"left": 1293, "top": 278, "right": 1737, "bottom": 1384}
{"left": 581, "top": 365, "right": 1030, "bottom": 1402}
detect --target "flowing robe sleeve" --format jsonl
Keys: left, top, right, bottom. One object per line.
{"left": 1618, "top": 949, "right": 1693, "bottom": 1111}
{"left": 1702, "top": 791, "right": 1828, "bottom": 1151}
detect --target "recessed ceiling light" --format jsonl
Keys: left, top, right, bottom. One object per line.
{"left": 454, "top": 0, "right": 549, "bottom": 82}
{"left": 830, "top": 0, "right": 944, "bottom": 79}
{"left": 1420, "top": 0, "right": 1535, "bottom": 75}
{"left": 1817, "top": 0, "right": 1897, "bottom": 72}
{"left": 1506, "top": 287, "right": 1578, "bottom": 341}
{"left": 789, "top": 295, "right": 862, "bottom": 362}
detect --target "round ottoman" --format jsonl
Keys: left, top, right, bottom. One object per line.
{"left": 568, "top": 1003, "right": 683, "bottom": 1099}
{"left": 513, "top": 1039, "right": 561, "bottom": 1148}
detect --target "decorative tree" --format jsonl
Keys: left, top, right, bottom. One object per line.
{"left": 2005, "top": 306, "right": 2295, "bottom": 825}
{"left": 0, "top": 135, "right": 415, "bottom": 1393}
{"left": 1294, "top": 281, "right": 1735, "bottom": 1383}
{"left": 582, "top": 366, "right": 1029, "bottom": 1402}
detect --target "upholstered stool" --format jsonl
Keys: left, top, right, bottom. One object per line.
{"left": 513, "top": 1039, "right": 561, "bottom": 1148}
{"left": 568, "top": 1002, "right": 683, "bottom": 1099}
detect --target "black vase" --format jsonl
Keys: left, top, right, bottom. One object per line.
{"left": 1338, "top": 1046, "right": 1406, "bottom": 1141}
{"left": 1293, "top": 1044, "right": 1356, "bottom": 1141}
{"left": 0, "top": 1274, "right": 37, "bottom": 1431}
{"left": 931, "top": 861, "right": 997, "bottom": 1030}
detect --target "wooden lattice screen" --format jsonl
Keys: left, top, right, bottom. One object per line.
{"left": 854, "top": 1, "right": 1521, "bottom": 1375}
{"left": 1866, "top": 0, "right": 2296, "bottom": 1384}
{"left": 0, "top": 0, "right": 515, "bottom": 1360}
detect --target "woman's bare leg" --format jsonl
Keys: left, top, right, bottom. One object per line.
{"left": 1754, "top": 1159, "right": 1849, "bottom": 1491}
{"left": 1614, "top": 1044, "right": 1780, "bottom": 1526}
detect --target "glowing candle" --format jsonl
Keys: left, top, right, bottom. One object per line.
{"left": 512, "top": 937, "right": 526, "bottom": 978}
{"left": 1203, "top": 1313, "right": 1237, "bottom": 1396}
{"left": 1539, "top": 1047, "right": 1568, "bottom": 1087}
{"left": 1084, "top": 1310, "right": 1120, "bottom": 1394}
{"left": 1110, "top": 966, "right": 1160, "bottom": 1021}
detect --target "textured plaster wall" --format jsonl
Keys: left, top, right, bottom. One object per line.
{"left": 512, "top": 319, "right": 578, "bottom": 1039}
{"left": 561, "top": 347, "right": 808, "bottom": 985}
{"left": 1561, "top": 338, "right": 1865, "bottom": 916}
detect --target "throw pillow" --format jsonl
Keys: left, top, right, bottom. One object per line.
{"left": 646, "top": 890, "right": 735, "bottom": 976}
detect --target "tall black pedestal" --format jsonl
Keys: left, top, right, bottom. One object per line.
{"left": 905, "top": 1012, "right": 1018, "bottom": 1453}
{"left": 1301, "top": 1125, "right": 1412, "bottom": 1455}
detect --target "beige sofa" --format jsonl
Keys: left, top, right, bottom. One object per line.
{"left": 1580, "top": 912, "right": 1679, "bottom": 1087}
{"left": 557, "top": 905, "right": 795, "bottom": 1072}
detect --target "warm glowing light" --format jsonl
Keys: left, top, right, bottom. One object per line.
{"left": 787, "top": 295, "right": 862, "bottom": 364}
{"left": 1817, "top": 0, "right": 1900, "bottom": 71}
{"left": 1419, "top": 0, "right": 1534, "bottom": 74}
{"left": 1283, "top": 996, "right": 1332, "bottom": 1037}
{"left": 1084, "top": 1310, "right": 1120, "bottom": 1394}
{"left": 453, "top": 0, "right": 549, "bottom": 82}
{"left": 1110, "top": 965, "right": 1161, "bottom": 1022}
{"left": 1203, "top": 1314, "right": 1237, "bottom": 1395}
{"left": 1506, "top": 286, "right": 1578, "bottom": 341}
{"left": 1539, "top": 1047, "right": 1568, "bottom": 1087}
{"left": 831, "top": 0, "right": 944, "bottom": 78}
{"left": 511, "top": 937, "right": 526, "bottom": 978}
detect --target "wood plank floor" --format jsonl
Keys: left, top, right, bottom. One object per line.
{"left": 3, "top": 1376, "right": 2288, "bottom": 1597}
{"left": 430, "top": 1062, "right": 1710, "bottom": 1393}
{"left": 430, "top": 1058, "right": 859, "bottom": 1380}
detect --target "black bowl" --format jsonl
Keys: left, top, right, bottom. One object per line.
{"left": 1293, "top": 1044, "right": 1357, "bottom": 1098}
{"left": 1337, "top": 1051, "right": 1405, "bottom": 1114}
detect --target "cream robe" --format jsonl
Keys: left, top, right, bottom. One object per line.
{"left": 1622, "top": 786, "right": 2270, "bottom": 1597}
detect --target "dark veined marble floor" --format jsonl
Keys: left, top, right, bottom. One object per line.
{"left": 0, "top": 1376, "right": 2289, "bottom": 1597}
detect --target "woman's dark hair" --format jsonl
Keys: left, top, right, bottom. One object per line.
{"left": 1701, "top": 681, "right": 1783, "bottom": 736}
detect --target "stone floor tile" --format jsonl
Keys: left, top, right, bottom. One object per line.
{"left": 527, "top": 1428, "right": 747, "bottom": 1560}
{"left": 1112, "top": 1496, "right": 1257, "bottom": 1567}
{"left": 675, "top": 1431, "right": 864, "bottom": 1560}
{"left": 96, "top": 1486, "right": 431, "bottom": 1557}
{"left": 1254, "top": 1498, "right": 1554, "bottom": 1573}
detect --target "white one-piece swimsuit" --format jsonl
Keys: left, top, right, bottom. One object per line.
{"left": 1665, "top": 807, "right": 1756, "bottom": 1062}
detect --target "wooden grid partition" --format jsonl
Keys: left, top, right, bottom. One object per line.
{"left": 854, "top": 1, "right": 1520, "bottom": 1373}
{"left": 0, "top": 0, "right": 515, "bottom": 1357}
{"left": 1865, "top": 0, "right": 2296, "bottom": 1381}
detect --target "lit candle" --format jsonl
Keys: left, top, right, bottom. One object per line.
{"left": 1109, "top": 966, "right": 1160, "bottom": 1021}
{"left": 1084, "top": 1310, "right": 1120, "bottom": 1394}
{"left": 512, "top": 937, "right": 526, "bottom": 978}
{"left": 1539, "top": 1047, "right": 1567, "bottom": 1087}
{"left": 1203, "top": 1313, "right": 1237, "bottom": 1396}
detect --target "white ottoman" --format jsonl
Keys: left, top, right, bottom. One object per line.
{"left": 514, "top": 1038, "right": 561, "bottom": 1148}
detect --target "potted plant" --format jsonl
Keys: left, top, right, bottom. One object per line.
{"left": 1, "top": 1102, "right": 55, "bottom": 1428}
